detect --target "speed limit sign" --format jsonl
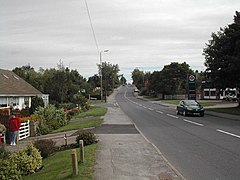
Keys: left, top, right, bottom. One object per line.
{"left": 188, "top": 75, "right": 195, "bottom": 82}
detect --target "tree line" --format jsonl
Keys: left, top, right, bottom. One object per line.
{"left": 131, "top": 62, "right": 203, "bottom": 99}
{"left": 13, "top": 61, "right": 124, "bottom": 106}
{"left": 132, "top": 11, "right": 240, "bottom": 104}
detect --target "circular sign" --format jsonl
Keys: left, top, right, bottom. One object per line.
{"left": 189, "top": 75, "right": 195, "bottom": 82}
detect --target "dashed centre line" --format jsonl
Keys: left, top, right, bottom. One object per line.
{"left": 124, "top": 91, "right": 240, "bottom": 141}
{"left": 183, "top": 119, "right": 204, "bottom": 127}
{"left": 166, "top": 114, "right": 179, "bottom": 119}
{"left": 217, "top": 129, "right": 240, "bottom": 139}
{"left": 156, "top": 110, "right": 163, "bottom": 114}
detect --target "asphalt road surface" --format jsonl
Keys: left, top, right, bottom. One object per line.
{"left": 115, "top": 85, "right": 240, "bottom": 180}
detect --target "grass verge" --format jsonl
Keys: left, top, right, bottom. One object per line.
{"left": 52, "top": 119, "right": 103, "bottom": 133}
{"left": 142, "top": 96, "right": 161, "bottom": 101}
{"left": 207, "top": 107, "right": 240, "bottom": 115}
{"left": 23, "top": 144, "right": 97, "bottom": 180}
{"left": 74, "top": 107, "right": 107, "bottom": 118}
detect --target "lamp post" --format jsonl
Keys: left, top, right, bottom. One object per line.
{"left": 100, "top": 49, "right": 109, "bottom": 101}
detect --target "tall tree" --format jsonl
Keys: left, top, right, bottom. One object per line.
{"left": 13, "top": 65, "right": 43, "bottom": 92}
{"left": 148, "top": 62, "right": 193, "bottom": 98}
{"left": 131, "top": 68, "right": 144, "bottom": 90}
{"left": 98, "top": 62, "right": 120, "bottom": 92}
{"left": 203, "top": 11, "right": 240, "bottom": 91}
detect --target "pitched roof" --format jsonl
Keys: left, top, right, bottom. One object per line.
{"left": 0, "top": 69, "right": 42, "bottom": 96}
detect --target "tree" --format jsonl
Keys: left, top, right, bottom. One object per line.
{"left": 30, "top": 96, "right": 44, "bottom": 114}
{"left": 88, "top": 74, "right": 100, "bottom": 88}
{"left": 42, "top": 68, "right": 68, "bottom": 104}
{"left": 203, "top": 11, "right": 240, "bottom": 101}
{"left": 120, "top": 75, "right": 127, "bottom": 85}
{"left": 13, "top": 65, "right": 43, "bottom": 92}
{"left": 148, "top": 62, "right": 193, "bottom": 98}
{"left": 131, "top": 68, "right": 144, "bottom": 90}
{"left": 98, "top": 62, "right": 120, "bottom": 93}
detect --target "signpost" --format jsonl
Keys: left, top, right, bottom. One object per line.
{"left": 188, "top": 75, "right": 196, "bottom": 100}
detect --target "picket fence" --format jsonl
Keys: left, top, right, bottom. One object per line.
{"left": 19, "top": 120, "right": 30, "bottom": 140}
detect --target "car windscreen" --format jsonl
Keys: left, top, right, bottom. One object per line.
{"left": 184, "top": 100, "right": 199, "bottom": 106}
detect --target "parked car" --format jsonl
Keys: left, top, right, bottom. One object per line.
{"left": 177, "top": 100, "right": 204, "bottom": 117}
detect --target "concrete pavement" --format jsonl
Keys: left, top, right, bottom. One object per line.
{"left": 94, "top": 89, "right": 183, "bottom": 180}
{"left": 5, "top": 89, "right": 184, "bottom": 180}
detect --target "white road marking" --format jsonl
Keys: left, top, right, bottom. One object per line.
{"left": 217, "top": 129, "right": 240, "bottom": 139}
{"left": 167, "top": 114, "right": 179, "bottom": 119}
{"left": 183, "top": 119, "right": 204, "bottom": 127}
{"left": 148, "top": 108, "right": 154, "bottom": 111}
{"left": 156, "top": 110, "right": 163, "bottom": 114}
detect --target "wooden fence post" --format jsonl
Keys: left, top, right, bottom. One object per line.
{"left": 64, "top": 134, "right": 67, "bottom": 146}
{"left": 79, "top": 140, "right": 84, "bottom": 163}
{"left": 71, "top": 149, "right": 78, "bottom": 176}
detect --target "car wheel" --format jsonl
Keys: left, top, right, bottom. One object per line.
{"left": 177, "top": 110, "right": 180, "bottom": 115}
{"left": 183, "top": 110, "right": 187, "bottom": 116}
{"left": 200, "top": 112, "right": 204, "bottom": 117}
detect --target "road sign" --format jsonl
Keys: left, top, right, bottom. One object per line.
{"left": 188, "top": 75, "right": 195, "bottom": 82}
{"left": 188, "top": 75, "right": 196, "bottom": 100}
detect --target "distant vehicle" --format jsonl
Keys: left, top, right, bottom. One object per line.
{"left": 177, "top": 100, "right": 204, "bottom": 117}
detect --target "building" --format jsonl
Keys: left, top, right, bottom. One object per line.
{"left": 0, "top": 69, "right": 49, "bottom": 110}
{"left": 202, "top": 81, "right": 238, "bottom": 100}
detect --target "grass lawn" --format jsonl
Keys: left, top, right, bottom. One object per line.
{"left": 207, "top": 107, "right": 240, "bottom": 115}
{"left": 52, "top": 119, "right": 103, "bottom": 133}
{"left": 74, "top": 107, "right": 107, "bottom": 118}
{"left": 23, "top": 144, "right": 97, "bottom": 180}
{"left": 161, "top": 100, "right": 180, "bottom": 105}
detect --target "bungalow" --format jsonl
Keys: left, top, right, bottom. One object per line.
{"left": 0, "top": 69, "right": 49, "bottom": 110}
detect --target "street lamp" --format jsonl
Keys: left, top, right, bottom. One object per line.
{"left": 100, "top": 49, "right": 109, "bottom": 101}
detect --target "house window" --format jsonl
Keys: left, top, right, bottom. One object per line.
{"left": 24, "top": 97, "right": 29, "bottom": 108}
{"left": 0, "top": 97, "right": 7, "bottom": 107}
{"left": 8, "top": 97, "right": 19, "bottom": 107}
{"left": 205, "top": 91, "right": 209, "bottom": 96}
{"left": 210, "top": 91, "right": 216, "bottom": 96}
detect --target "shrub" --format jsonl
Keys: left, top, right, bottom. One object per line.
{"left": 59, "top": 103, "right": 75, "bottom": 110}
{"left": 35, "top": 104, "right": 67, "bottom": 134}
{"left": 8, "top": 144, "right": 42, "bottom": 175}
{"left": 76, "top": 130, "right": 97, "bottom": 146}
{"left": 33, "top": 139, "right": 56, "bottom": 158}
{"left": 0, "top": 159, "right": 22, "bottom": 180}
{"left": 0, "top": 144, "right": 9, "bottom": 160}
{"left": 20, "top": 114, "right": 39, "bottom": 123}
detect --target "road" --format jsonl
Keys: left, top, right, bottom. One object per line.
{"left": 115, "top": 86, "right": 240, "bottom": 180}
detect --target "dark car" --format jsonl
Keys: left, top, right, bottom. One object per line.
{"left": 177, "top": 100, "right": 204, "bottom": 117}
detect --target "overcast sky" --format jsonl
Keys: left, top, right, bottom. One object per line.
{"left": 0, "top": 0, "right": 239, "bottom": 81}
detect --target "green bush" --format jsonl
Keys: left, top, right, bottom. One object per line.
{"left": 0, "top": 144, "right": 9, "bottom": 160}
{"left": 76, "top": 130, "right": 97, "bottom": 146}
{"left": 33, "top": 139, "right": 56, "bottom": 158}
{"left": 59, "top": 103, "right": 75, "bottom": 110}
{"left": 35, "top": 104, "right": 67, "bottom": 134}
{"left": 8, "top": 144, "right": 42, "bottom": 175}
{"left": 36, "top": 125, "right": 50, "bottom": 135}
{"left": 0, "top": 159, "right": 22, "bottom": 180}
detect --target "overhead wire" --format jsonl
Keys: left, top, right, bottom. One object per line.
{"left": 84, "top": 0, "right": 100, "bottom": 54}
